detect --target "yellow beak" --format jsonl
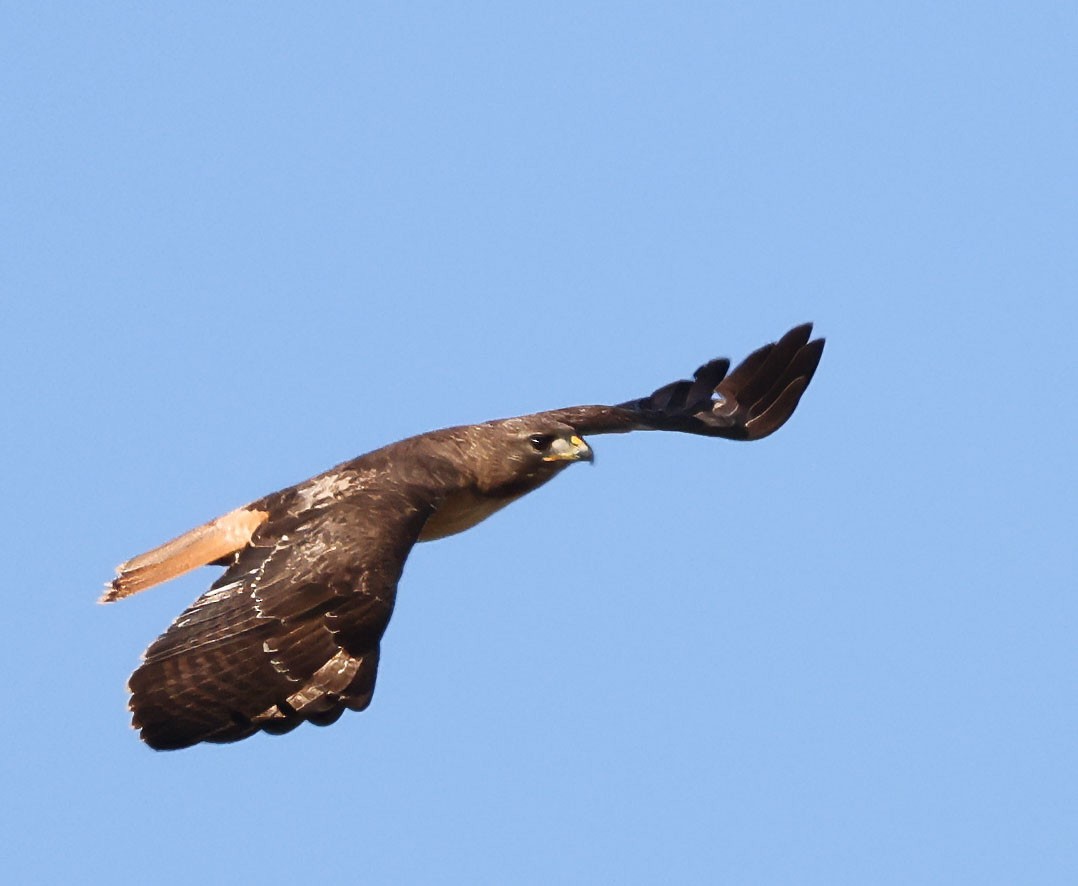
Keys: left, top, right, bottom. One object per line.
{"left": 543, "top": 434, "right": 594, "bottom": 463}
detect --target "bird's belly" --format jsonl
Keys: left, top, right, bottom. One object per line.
{"left": 418, "top": 488, "right": 524, "bottom": 541}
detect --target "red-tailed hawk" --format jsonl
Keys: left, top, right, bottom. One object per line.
{"left": 105, "top": 324, "right": 824, "bottom": 750}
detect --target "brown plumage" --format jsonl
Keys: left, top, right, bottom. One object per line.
{"left": 105, "top": 323, "right": 825, "bottom": 750}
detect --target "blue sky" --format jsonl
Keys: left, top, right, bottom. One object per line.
{"left": 2, "top": 4, "right": 1075, "bottom": 884}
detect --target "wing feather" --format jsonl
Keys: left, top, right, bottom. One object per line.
{"left": 540, "top": 323, "right": 824, "bottom": 441}
{"left": 128, "top": 492, "right": 433, "bottom": 750}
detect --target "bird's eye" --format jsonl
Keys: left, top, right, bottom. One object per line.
{"left": 528, "top": 434, "right": 553, "bottom": 451}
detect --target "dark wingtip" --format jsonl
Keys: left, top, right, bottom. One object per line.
{"left": 702, "top": 322, "right": 825, "bottom": 439}
{"left": 799, "top": 337, "right": 825, "bottom": 385}
{"left": 743, "top": 377, "right": 809, "bottom": 439}
{"left": 558, "top": 323, "right": 824, "bottom": 439}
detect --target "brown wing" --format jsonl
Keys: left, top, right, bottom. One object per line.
{"left": 127, "top": 491, "right": 435, "bottom": 750}
{"left": 543, "top": 323, "right": 824, "bottom": 440}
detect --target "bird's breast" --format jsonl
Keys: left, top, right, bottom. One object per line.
{"left": 417, "top": 487, "right": 526, "bottom": 541}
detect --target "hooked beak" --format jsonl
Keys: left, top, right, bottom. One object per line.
{"left": 543, "top": 434, "right": 594, "bottom": 464}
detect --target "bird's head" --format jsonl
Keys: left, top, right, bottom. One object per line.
{"left": 465, "top": 416, "right": 593, "bottom": 494}
{"left": 521, "top": 424, "right": 594, "bottom": 465}
{"left": 510, "top": 418, "right": 595, "bottom": 467}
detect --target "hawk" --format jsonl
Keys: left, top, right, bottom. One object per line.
{"left": 105, "top": 324, "right": 824, "bottom": 750}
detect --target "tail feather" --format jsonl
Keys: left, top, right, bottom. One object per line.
{"left": 102, "top": 506, "right": 268, "bottom": 603}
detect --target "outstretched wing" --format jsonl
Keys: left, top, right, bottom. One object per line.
{"left": 128, "top": 491, "right": 434, "bottom": 750}
{"left": 544, "top": 323, "right": 824, "bottom": 440}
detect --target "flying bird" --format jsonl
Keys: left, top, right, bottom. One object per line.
{"left": 104, "top": 323, "right": 825, "bottom": 750}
